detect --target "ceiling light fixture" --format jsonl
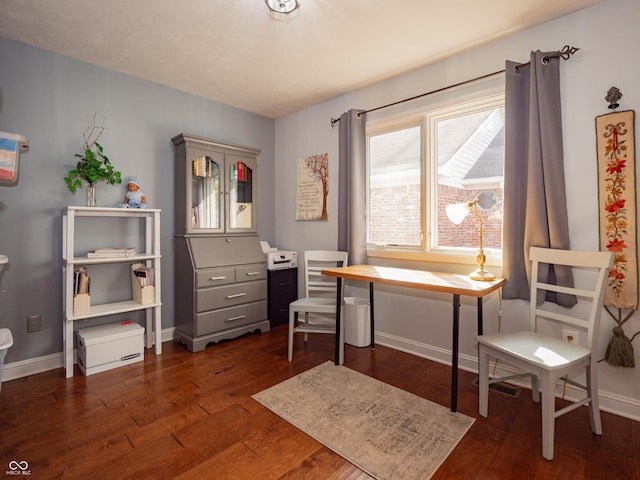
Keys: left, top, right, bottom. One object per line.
{"left": 265, "top": 0, "right": 299, "bottom": 14}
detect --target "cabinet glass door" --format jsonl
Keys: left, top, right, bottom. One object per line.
{"left": 228, "top": 157, "right": 255, "bottom": 231}
{"left": 191, "top": 155, "right": 221, "bottom": 230}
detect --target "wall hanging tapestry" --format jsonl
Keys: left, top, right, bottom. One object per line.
{"left": 296, "top": 153, "right": 329, "bottom": 221}
{"left": 596, "top": 90, "right": 637, "bottom": 367}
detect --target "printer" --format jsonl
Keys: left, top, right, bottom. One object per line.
{"left": 261, "top": 241, "right": 298, "bottom": 270}
{"left": 266, "top": 251, "right": 297, "bottom": 270}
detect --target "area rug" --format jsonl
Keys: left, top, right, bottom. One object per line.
{"left": 252, "top": 361, "right": 475, "bottom": 480}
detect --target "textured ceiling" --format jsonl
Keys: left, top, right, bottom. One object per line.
{"left": 0, "top": 0, "right": 604, "bottom": 119}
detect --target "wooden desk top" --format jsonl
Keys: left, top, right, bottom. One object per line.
{"left": 321, "top": 264, "right": 505, "bottom": 297}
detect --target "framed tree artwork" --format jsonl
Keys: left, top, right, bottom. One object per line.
{"left": 296, "top": 153, "right": 328, "bottom": 221}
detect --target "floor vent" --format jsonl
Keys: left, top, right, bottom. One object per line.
{"left": 472, "top": 378, "right": 521, "bottom": 399}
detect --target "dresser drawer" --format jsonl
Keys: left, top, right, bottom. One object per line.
{"left": 236, "top": 263, "right": 267, "bottom": 282}
{"left": 195, "top": 267, "right": 236, "bottom": 288}
{"left": 196, "top": 280, "right": 266, "bottom": 312}
{"left": 196, "top": 301, "right": 267, "bottom": 336}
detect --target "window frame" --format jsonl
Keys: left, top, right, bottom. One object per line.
{"left": 365, "top": 84, "right": 505, "bottom": 267}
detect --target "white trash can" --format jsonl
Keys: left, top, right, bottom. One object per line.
{"left": 344, "top": 296, "right": 371, "bottom": 347}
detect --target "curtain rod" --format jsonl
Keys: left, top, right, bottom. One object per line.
{"left": 330, "top": 45, "right": 579, "bottom": 127}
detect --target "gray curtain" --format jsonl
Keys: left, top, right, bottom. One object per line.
{"left": 338, "top": 109, "right": 367, "bottom": 265}
{"left": 502, "top": 51, "right": 575, "bottom": 306}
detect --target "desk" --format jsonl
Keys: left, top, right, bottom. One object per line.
{"left": 321, "top": 264, "right": 505, "bottom": 412}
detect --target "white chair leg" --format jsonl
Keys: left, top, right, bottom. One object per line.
{"left": 478, "top": 345, "right": 489, "bottom": 417}
{"left": 288, "top": 310, "right": 296, "bottom": 362}
{"left": 586, "top": 364, "right": 603, "bottom": 435}
{"left": 303, "top": 313, "right": 309, "bottom": 343}
{"left": 531, "top": 374, "right": 540, "bottom": 403}
{"left": 541, "top": 373, "right": 556, "bottom": 461}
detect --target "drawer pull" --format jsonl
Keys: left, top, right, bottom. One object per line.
{"left": 209, "top": 276, "right": 227, "bottom": 281}
{"left": 226, "top": 315, "right": 247, "bottom": 322}
{"left": 245, "top": 271, "right": 261, "bottom": 276}
{"left": 226, "top": 292, "right": 247, "bottom": 299}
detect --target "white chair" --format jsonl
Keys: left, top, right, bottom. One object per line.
{"left": 287, "top": 250, "right": 348, "bottom": 362}
{"left": 477, "top": 246, "right": 613, "bottom": 460}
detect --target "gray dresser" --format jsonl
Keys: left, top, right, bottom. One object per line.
{"left": 174, "top": 236, "right": 268, "bottom": 352}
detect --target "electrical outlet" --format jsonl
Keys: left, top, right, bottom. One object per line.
{"left": 562, "top": 328, "right": 579, "bottom": 344}
{"left": 27, "top": 314, "right": 41, "bottom": 333}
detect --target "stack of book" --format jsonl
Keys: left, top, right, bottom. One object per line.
{"left": 87, "top": 247, "right": 137, "bottom": 258}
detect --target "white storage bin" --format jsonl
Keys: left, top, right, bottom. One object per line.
{"left": 76, "top": 322, "right": 144, "bottom": 375}
{"left": 344, "top": 296, "right": 371, "bottom": 347}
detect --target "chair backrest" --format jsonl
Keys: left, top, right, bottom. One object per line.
{"left": 528, "top": 246, "right": 613, "bottom": 351}
{"left": 304, "top": 250, "right": 349, "bottom": 299}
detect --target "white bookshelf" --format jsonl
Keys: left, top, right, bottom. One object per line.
{"left": 62, "top": 206, "right": 162, "bottom": 378}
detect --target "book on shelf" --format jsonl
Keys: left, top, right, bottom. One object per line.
{"left": 87, "top": 247, "right": 137, "bottom": 258}
{"left": 73, "top": 267, "right": 90, "bottom": 295}
{"left": 133, "top": 265, "right": 155, "bottom": 287}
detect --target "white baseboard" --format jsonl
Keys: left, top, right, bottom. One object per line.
{"left": 375, "top": 331, "right": 640, "bottom": 422}
{"left": 1, "top": 327, "right": 176, "bottom": 382}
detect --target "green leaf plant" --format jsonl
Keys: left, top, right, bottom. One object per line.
{"left": 64, "top": 116, "right": 122, "bottom": 193}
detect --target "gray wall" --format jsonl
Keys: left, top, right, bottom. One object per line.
{"left": 0, "top": 37, "right": 276, "bottom": 363}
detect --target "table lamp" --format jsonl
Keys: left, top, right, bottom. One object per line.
{"left": 445, "top": 198, "right": 496, "bottom": 281}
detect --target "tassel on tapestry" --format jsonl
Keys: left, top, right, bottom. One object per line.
{"left": 596, "top": 87, "right": 637, "bottom": 367}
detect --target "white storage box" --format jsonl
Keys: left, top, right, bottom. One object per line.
{"left": 76, "top": 321, "right": 144, "bottom": 375}
{"left": 344, "top": 296, "right": 371, "bottom": 347}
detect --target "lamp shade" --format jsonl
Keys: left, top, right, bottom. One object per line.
{"left": 445, "top": 202, "right": 471, "bottom": 225}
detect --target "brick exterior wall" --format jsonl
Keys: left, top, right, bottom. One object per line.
{"left": 369, "top": 183, "right": 502, "bottom": 249}
{"left": 369, "top": 183, "right": 422, "bottom": 245}
{"left": 437, "top": 185, "right": 503, "bottom": 249}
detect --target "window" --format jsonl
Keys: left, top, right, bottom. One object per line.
{"left": 368, "top": 123, "right": 422, "bottom": 246}
{"left": 367, "top": 90, "right": 504, "bottom": 265}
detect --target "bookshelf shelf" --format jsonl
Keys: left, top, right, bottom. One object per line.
{"left": 62, "top": 206, "right": 162, "bottom": 378}
{"left": 67, "top": 300, "right": 163, "bottom": 321}
{"left": 64, "top": 253, "right": 160, "bottom": 266}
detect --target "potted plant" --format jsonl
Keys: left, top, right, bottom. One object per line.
{"left": 64, "top": 117, "right": 121, "bottom": 206}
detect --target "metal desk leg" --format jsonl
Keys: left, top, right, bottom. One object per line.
{"left": 451, "top": 293, "right": 461, "bottom": 412}
{"left": 369, "top": 282, "right": 376, "bottom": 350}
{"left": 335, "top": 277, "right": 343, "bottom": 365}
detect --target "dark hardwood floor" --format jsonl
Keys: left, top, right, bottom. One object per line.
{"left": 1, "top": 324, "right": 638, "bottom": 479}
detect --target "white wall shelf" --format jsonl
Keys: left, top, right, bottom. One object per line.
{"left": 62, "top": 206, "right": 162, "bottom": 378}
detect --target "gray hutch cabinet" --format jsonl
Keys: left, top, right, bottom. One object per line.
{"left": 171, "top": 133, "right": 269, "bottom": 352}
